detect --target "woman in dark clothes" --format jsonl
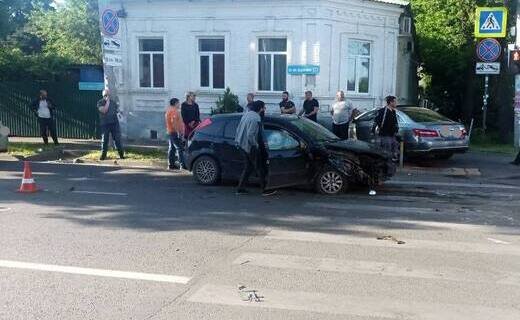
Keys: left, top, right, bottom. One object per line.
{"left": 181, "top": 91, "right": 201, "bottom": 138}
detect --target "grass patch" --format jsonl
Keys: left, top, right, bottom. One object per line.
{"left": 469, "top": 130, "right": 516, "bottom": 155}
{"left": 80, "top": 147, "right": 166, "bottom": 162}
{"left": 7, "top": 142, "right": 57, "bottom": 158}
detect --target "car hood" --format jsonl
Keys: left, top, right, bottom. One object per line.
{"left": 324, "top": 139, "right": 389, "bottom": 159}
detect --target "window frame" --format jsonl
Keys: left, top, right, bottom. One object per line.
{"left": 257, "top": 37, "right": 288, "bottom": 93}
{"left": 198, "top": 37, "right": 226, "bottom": 90}
{"left": 346, "top": 39, "right": 372, "bottom": 95}
{"left": 137, "top": 37, "right": 165, "bottom": 89}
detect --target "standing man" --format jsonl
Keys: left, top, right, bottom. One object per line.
{"left": 97, "top": 89, "right": 124, "bottom": 161}
{"left": 31, "top": 90, "right": 59, "bottom": 145}
{"left": 279, "top": 91, "right": 296, "bottom": 114}
{"left": 235, "top": 100, "right": 276, "bottom": 196}
{"left": 298, "top": 90, "right": 319, "bottom": 122}
{"left": 181, "top": 91, "right": 200, "bottom": 139}
{"left": 165, "top": 98, "right": 185, "bottom": 170}
{"left": 331, "top": 90, "right": 354, "bottom": 139}
{"left": 372, "top": 95, "right": 399, "bottom": 175}
{"left": 246, "top": 93, "right": 255, "bottom": 111}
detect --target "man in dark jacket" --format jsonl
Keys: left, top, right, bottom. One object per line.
{"left": 181, "top": 91, "right": 201, "bottom": 138}
{"left": 235, "top": 100, "right": 275, "bottom": 196}
{"left": 372, "top": 95, "right": 399, "bottom": 175}
{"left": 30, "top": 90, "right": 59, "bottom": 145}
{"left": 97, "top": 89, "right": 124, "bottom": 160}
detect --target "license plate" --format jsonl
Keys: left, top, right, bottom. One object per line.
{"left": 440, "top": 126, "right": 456, "bottom": 138}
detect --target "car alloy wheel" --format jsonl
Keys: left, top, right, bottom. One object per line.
{"left": 319, "top": 170, "right": 344, "bottom": 195}
{"left": 194, "top": 156, "right": 219, "bottom": 185}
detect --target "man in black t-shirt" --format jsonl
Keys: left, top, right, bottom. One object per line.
{"left": 298, "top": 91, "right": 319, "bottom": 122}
{"left": 279, "top": 91, "right": 296, "bottom": 114}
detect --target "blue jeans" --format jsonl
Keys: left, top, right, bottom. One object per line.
{"left": 101, "top": 122, "right": 124, "bottom": 159}
{"left": 168, "top": 133, "right": 185, "bottom": 168}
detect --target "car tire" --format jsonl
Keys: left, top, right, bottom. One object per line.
{"left": 315, "top": 167, "right": 347, "bottom": 195}
{"left": 193, "top": 155, "right": 220, "bottom": 185}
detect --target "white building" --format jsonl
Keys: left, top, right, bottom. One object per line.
{"left": 98, "top": 0, "right": 416, "bottom": 139}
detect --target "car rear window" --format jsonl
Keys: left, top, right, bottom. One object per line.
{"left": 400, "top": 107, "right": 451, "bottom": 123}
{"left": 197, "top": 119, "right": 225, "bottom": 137}
{"left": 223, "top": 120, "right": 239, "bottom": 139}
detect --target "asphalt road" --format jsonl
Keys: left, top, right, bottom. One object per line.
{"left": 1, "top": 152, "right": 520, "bottom": 320}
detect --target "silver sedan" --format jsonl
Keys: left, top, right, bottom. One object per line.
{"left": 352, "top": 106, "right": 469, "bottom": 159}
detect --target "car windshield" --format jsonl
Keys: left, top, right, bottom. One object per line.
{"left": 290, "top": 118, "right": 339, "bottom": 142}
{"left": 400, "top": 107, "right": 451, "bottom": 123}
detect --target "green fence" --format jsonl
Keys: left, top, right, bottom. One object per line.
{"left": 0, "top": 81, "right": 101, "bottom": 139}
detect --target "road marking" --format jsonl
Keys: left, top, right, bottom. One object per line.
{"left": 0, "top": 260, "right": 190, "bottom": 284}
{"left": 188, "top": 284, "right": 520, "bottom": 319}
{"left": 233, "top": 252, "right": 519, "bottom": 284}
{"left": 305, "top": 202, "right": 461, "bottom": 214}
{"left": 266, "top": 229, "right": 520, "bottom": 256}
{"left": 487, "top": 238, "right": 512, "bottom": 245}
{"left": 388, "top": 180, "right": 520, "bottom": 190}
{"left": 72, "top": 191, "right": 128, "bottom": 196}
{"left": 0, "top": 207, "right": 12, "bottom": 212}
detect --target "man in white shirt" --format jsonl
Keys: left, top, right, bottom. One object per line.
{"left": 30, "top": 90, "right": 59, "bottom": 145}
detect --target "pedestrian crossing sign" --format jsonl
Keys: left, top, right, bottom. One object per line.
{"left": 475, "top": 7, "right": 507, "bottom": 38}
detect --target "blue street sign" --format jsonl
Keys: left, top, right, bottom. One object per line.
{"left": 476, "top": 38, "right": 502, "bottom": 62}
{"left": 475, "top": 7, "right": 507, "bottom": 38}
{"left": 288, "top": 65, "right": 320, "bottom": 75}
{"left": 102, "top": 9, "right": 119, "bottom": 36}
{"left": 79, "top": 82, "right": 105, "bottom": 91}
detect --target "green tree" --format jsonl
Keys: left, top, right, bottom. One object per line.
{"left": 411, "top": 0, "right": 515, "bottom": 140}
{"left": 0, "top": 0, "right": 53, "bottom": 39}
{"left": 212, "top": 88, "right": 241, "bottom": 114}
{"left": 29, "top": 0, "right": 101, "bottom": 64}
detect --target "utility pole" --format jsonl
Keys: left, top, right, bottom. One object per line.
{"left": 515, "top": 0, "right": 520, "bottom": 148}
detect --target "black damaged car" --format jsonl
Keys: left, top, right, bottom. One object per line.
{"left": 185, "top": 114, "right": 393, "bottom": 195}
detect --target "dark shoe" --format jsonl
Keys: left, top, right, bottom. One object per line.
{"left": 510, "top": 161, "right": 520, "bottom": 166}
{"left": 99, "top": 157, "right": 106, "bottom": 161}
{"left": 236, "top": 189, "right": 249, "bottom": 195}
{"left": 262, "top": 190, "right": 277, "bottom": 197}
{"left": 168, "top": 166, "right": 179, "bottom": 171}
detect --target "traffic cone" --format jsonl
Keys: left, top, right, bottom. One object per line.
{"left": 19, "top": 161, "right": 38, "bottom": 193}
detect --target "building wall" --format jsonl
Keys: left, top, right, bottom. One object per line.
{"left": 103, "top": 0, "right": 411, "bottom": 139}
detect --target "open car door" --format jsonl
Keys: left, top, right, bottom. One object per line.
{"left": 263, "top": 127, "right": 310, "bottom": 189}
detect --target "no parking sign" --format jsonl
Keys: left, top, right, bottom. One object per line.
{"left": 101, "top": 9, "right": 119, "bottom": 36}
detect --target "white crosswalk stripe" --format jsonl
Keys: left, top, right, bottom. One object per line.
{"left": 265, "top": 229, "right": 520, "bottom": 256}
{"left": 188, "top": 284, "right": 520, "bottom": 319}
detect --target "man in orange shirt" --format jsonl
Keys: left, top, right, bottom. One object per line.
{"left": 165, "top": 98, "right": 186, "bottom": 170}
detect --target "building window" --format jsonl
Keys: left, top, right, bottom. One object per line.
{"left": 139, "top": 39, "right": 164, "bottom": 88}
{"left": 347, "top": 40, "right": 371, "bottom": 94}
{"left": 199, "top": 38, "right": 225, "bottom": 89}
{"left": 258, "top": 38, "right": 287, "bottom": 92}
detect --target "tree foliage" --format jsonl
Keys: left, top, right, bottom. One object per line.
{"left": 0, "top": 0, "right": 101, "bottom": 81}
{"left": 29, "top": 0, "right": 101, "bottom": 65}
{"left": 411, "top": 0, "right": 516, "bottom": 139}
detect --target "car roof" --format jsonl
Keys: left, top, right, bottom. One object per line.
{"left": 211, "top": 113, "right": 298, "bottom": 123}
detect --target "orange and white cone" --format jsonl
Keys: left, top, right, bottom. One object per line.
{"left": 19, "top": 161, "right": 38, "bottom": 193}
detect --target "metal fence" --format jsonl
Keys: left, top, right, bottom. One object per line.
{"left": 0, "top": 81, "right": 101, "bottom": 139}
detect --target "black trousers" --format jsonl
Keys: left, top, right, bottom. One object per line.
{"left": 237, "top": 147, "right": 266, "bottom": 191}
{"left": 38, "top": 117, "right": 58, "bottom": 145}
{"left": 332, "top": 123, "right": 349, "bottom": 140}
{"left": 100, "top": 122, "right": 124, "bottom": 159}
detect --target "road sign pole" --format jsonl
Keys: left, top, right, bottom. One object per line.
{"left": 483, "top": 75, "right": 489, "bottom": 133}
{"left": 515, "top": 0, "right": 520, "bottom": 148}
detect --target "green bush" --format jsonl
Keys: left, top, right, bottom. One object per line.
{"left": 211, "top": 87, "right": 241, "bottom": 115}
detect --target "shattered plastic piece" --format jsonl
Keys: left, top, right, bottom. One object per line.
{"left": 238, "top": 286, "right": 263, "bottom": 302}
{"left": 369, "top": 190, "right": 377, "bottom": 196}
{"left": 377, "top": 235, "right": 406, "bottom": 245}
